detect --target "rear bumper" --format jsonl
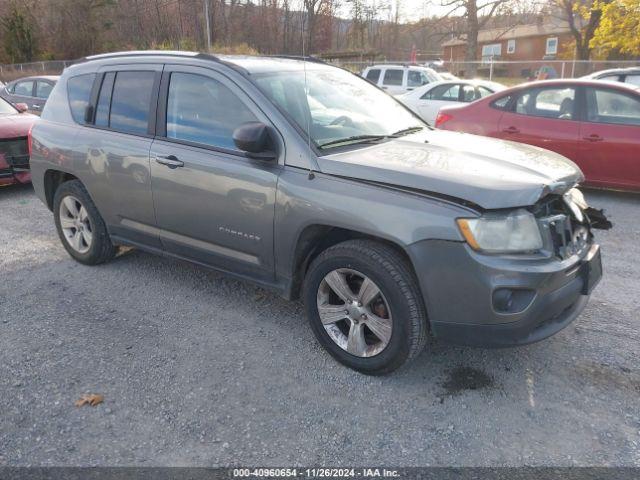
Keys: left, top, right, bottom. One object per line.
{"left": 0, "top": 155, "right": 31, "bottom": 186}
{"left": 407, "top": 240, "right": 601, "bottom": 348}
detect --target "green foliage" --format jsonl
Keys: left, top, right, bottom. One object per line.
{"left": 1, "top": 3, "right": 37, "bottom": 63}
{"left": 591, "top": 0, "right": 640, "bottom": 57}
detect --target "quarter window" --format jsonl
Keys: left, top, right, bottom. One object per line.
{"left": 365, "top": 69, "right": 381, "bottom": 83}
{"left": 585, "top": 87, "right": 640, "bottom": 126}
{"left": 109, "top": 71, "right": 155, "bottom": 135}
{"left": 491, "top": 95, "right": 512, "bottom": 110}
{"left": 383, "top": 69, "right": 404, "bottom": 86}
{"left": 67, "top": 74, "right": 96, "bottom": 124}
{"left": 14, "top": 80, "right": 34, "bottom": 96}
{"left": 166, "top": 72, "right": 259, "bottom": 151}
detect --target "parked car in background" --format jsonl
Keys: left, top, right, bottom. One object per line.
{"left": 398, "top": 79, "right": 505, "bottom": 125}
{"left": 30, "top": 52, "right": 605, "bottom": 374}
{"left": 583, "top": 67, "right": 640, "bottom": 87}
{"left": 436, "top": 79, "right": 640, "bottom": 191}
{"left": 362, "top": 65, "right": 442, "bottom": 95}
{"left": 0, "top": 75, "right": 59, "bottom": 115}
{"left": 0, "top": 97, "right": 38, "bottom": 186}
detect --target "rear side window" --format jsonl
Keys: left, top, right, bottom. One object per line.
{"left": 625, "top": 74, "right": 640, "bottom": 87}
{"left": 383, "top": 69, "right": 404, "bottom": 86}
{"left": 67, "top": 74, "right": 96, "bottom": 124}
{"left": 423, "top": 84, "right": 459, "bottom": 101}
{"left": 109, "top": 71, "right": 155, "bottom": 135}
{"left": 35, "top": 81, "right": 54, "bottom": 99}
{"left": 365, "top": 69, "right": 381, "bottom": 83}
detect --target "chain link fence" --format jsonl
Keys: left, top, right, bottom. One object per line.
{"left": 331, "top": 59, "right": 640, "bottom": 85}
{"left": 0, "top": 60, "right": 73, "bottom": 83}
{"left": 2, "top": 58, "right": 638, "bottom": 86}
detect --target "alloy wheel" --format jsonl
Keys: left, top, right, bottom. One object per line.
{"left": 316, "top": 268, "right": 393, "bottom": 357}
{"left": 59, "top": 195, "right": 93, "bottom": 254}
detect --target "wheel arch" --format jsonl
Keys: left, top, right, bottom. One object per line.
{"left": 43, "top": 169, "right": 79, "bottom": 211}
{"left": 286, "top": 224, "right": 417, "bottom": 301}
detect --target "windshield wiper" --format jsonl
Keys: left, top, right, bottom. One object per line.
{"left": 390, "top": 126, "right": 424, "bottom": 137}
{"left": 317, "top": 134, "right": 390, "bottom": 149}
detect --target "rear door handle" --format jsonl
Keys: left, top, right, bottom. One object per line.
{"left": 502, "top": 126, "right": 520, "bottom": 134}
{"left": 31, "top": 104, "right": 41, "bottom": 110}
{"left": 583, "top": 134, "right": 604, "bottom": 142}
{"left": 155, "top": 155, "right": 184, "bottom": 169}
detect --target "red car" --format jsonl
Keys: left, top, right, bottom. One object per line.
{"left": 0, "top": 97, "right": 37, "bottom": 186}
{"left": 436, "top": 79, "right": 640, "bottom": 191}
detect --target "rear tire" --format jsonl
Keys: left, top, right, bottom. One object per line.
{"left": 53, "top": 180, "right": 115, "bottom": 265}
{"left": 303, "top": 239, "right": 428, "bottom": 375}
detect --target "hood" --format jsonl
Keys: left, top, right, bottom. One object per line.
{"left": 0, "top": 113, "right": 38, "bottom": 140}
{"left": 318, "top": 129, "right": 584, "bottom": 210}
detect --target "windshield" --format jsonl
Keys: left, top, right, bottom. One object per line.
{"left": 0, "top": 96, "right": 17, "bottom": 115}
{"left": 253, "top": 66, "right": 425, "bottom": 149}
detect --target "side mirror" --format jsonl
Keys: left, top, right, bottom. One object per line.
{"left": 15, "top": 103, "right": 29, "bottom": 113}
{"left": 233, "top": 122, "right": 276, "bottom": 160}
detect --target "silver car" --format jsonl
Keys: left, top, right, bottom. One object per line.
{"left": 29, "top": 52, "right": 604, "bottom": 374}
{"left": 0, "top": 75, "right": 59, "bottom": 115}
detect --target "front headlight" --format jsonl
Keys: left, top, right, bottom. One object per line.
{"left": 456, "top": 209, "right": 543, "bottom": 253}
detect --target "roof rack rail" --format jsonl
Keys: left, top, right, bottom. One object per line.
{"left": 77, "top": 50, "right": 218, "bottom": 64}
{"left": 268, "top": 55, "right": 327, "bottom": 64}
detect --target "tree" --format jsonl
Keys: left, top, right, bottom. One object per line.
{"left": 438, "top": 0, "right": 514, "bottom": 76}
{"left": 1, "top": 3, "right": 37, "bottom": 63}
{"left": 591, "top": 0, "right": 640, "bottom": 57}
{"left": 552, "top": 0, "right": 611, "bottom": 63}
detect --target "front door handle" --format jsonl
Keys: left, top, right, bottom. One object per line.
{"left": 502, "top": 126, "right": 520, "bottom": 134}
{"left": 155, "top": 155, "right": 184, "bottom": 169}
{"left": 583, "top": 134, "right": 604, "bottom": 142}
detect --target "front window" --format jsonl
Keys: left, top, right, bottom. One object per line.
{"left": 253, "top": 67, "right": 424, "bottom": 150}
{"left": 407, "top": 70, "right": 429, "bottom": 87}
{"left": 585, "top": 87, "right": 640, "bottom": 126}
{"left": 515, "top": 87, "right": 575, "bottom": 120}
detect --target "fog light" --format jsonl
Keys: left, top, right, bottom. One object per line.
{"left": 492, "top": 288, "right": 535, "bottom": 314}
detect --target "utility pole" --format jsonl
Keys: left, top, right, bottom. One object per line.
{"left": 204, "top": 0, "right": 212, "bottom": 52}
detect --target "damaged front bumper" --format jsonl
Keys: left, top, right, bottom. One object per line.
{"left": 407, "top": 190, "right": 608, "bottom": 348}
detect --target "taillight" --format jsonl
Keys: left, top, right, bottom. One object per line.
{"left": 435, "top": 112, "right": 453, "bottom": 128}
{"left": 27, "top": 124, "right": 34, "bottom": 156}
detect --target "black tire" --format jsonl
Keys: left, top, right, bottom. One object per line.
{"left": 53, "top": 179, "right": 116, "bottom": 265}
{"left": 303, "top": 239, "right": 428, "bottom": 375}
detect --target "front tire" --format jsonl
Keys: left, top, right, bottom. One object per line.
{"left": 53, "top": 180, "right": 115, "bottom": 265}
{"left": 303, "top": 239, "right": 428, "bottom": 375}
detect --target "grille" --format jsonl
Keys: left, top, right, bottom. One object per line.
{"left": 0, "top": 137, "right": 30, "bottom": 170}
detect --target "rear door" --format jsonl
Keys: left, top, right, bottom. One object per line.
{"left": 73, "top": 65, "right": 163, "bottom": 249}
{"left": 577, "top": 86, "right": 640, "bottom": 189}
{"left": 497, "top": 85, "right": 580, "bottom": 162}
{"left": 381, "top": 68, "right": 406, "bottom": 95}
{"left": 416, "top": 83, "right": 460, "bottom": 125}
{"left": 149, "top": 65, "right": 282, "bottom": 282}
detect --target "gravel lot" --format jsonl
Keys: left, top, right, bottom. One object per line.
{"left": 0, "top": 183, "right": 639, "bottom": 467}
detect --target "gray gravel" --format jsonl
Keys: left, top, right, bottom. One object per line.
{"left": 0, "top": 183, "right": 639, "bottom": 467}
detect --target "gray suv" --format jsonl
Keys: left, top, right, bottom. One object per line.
{"left": 30, "top": 51, "right": 604, "bottom": 374}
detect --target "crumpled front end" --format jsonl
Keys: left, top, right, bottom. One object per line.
{"left": 0, "top": 137, "right": 31, "bottom": 186}
{"left": 407, "top": 188, "right": 608, "bottom": 347}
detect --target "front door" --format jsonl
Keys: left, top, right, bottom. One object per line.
{"left": 577, "top": 86, "right": 640, "bottom": 189}
{"left": 497, "top": 85, "right": 580, "bottom": 162}
{"left": 150, "top": 65, "right": 282, "bottom": 282}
